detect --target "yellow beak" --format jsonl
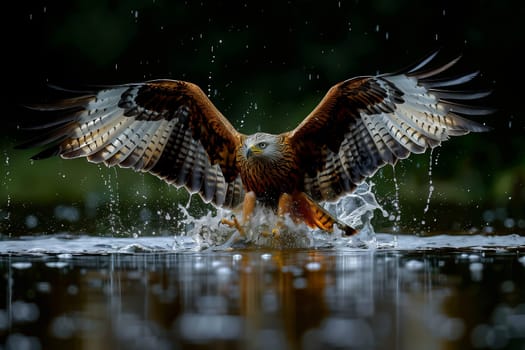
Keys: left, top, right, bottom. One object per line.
{"left": 247, "top": 145, "right": 262, "bottom": 158}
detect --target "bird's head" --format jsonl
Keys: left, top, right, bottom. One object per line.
{"left": 242, "top": 133, "right": 282, "bottom": 162}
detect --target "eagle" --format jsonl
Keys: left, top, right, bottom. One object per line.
{"left": 17, "top": 51, "right": 491, "bottom": 236}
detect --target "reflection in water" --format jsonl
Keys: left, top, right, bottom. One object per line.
{"left": 1, "top": 250, "right": 524, "bottom": 350}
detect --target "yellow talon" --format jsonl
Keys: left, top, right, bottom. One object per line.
{"left": 220, "top": 216, "right": 245, "bottom": 236}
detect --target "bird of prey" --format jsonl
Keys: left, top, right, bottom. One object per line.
{"left": 17, "top": 51, "right": 491, "bottom": 236}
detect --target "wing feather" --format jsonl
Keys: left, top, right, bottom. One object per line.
{"left": 288, "top": 51, "right": 492, "bottom": 202}
{"left": 18, "top": 80, "right": 246, "bottom": 209}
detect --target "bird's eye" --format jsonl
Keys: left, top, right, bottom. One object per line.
{"left": 258, "top": 142, "right": 267, "bottom": 149}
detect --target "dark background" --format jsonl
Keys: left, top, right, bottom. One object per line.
{"left": 1, "top": 0, "right": 524, "bottom": 236}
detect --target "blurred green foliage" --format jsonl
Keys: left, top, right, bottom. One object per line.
{"left": 2, "top": 0, "right": 524, "bottom": 236}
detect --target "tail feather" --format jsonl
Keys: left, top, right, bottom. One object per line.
{"left": 294, "top": 192, "right": 358, "bottom": 236}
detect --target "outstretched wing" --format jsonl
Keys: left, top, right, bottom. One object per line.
{"left": 17, "top": 80, "right": 246, "bottom": 208}
{"left": 288, "top": 51, "right": 493, "bottom": 202}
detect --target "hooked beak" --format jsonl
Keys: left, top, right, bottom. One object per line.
{"left": 246, "top": 144, "right": 262, "bottom": 158}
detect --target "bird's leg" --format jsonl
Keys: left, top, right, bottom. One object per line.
{"left": 220, "top": 215, "right": 243, "bottom": 234}
{"left": 241, "top": 191, "right": 257, "bottom": 224}
{"left": 273, "top": 193, "right": 294, "bottom": 237}
{"left": 220, "top": 191, "right": 257, "bottom": 235}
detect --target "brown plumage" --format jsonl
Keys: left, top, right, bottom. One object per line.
{"left": 17, "top": 51, "right": 492, "bottom": 235}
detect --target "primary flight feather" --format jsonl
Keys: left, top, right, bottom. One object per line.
{"left": 18, "top": 51, "right": 492, "bottom": 235}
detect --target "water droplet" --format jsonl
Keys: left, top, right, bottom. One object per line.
{"left": 293, "top": 277, "right": 307, "bottom": 289}
{"left": 216, "top": 266, "right": 232, "bottom": 279}
{"left": 232, "top": 254, "right": 242, "bottom": 261}
{"left": 305, "top": 262, "right": 321, "bottom": 271}
{"left": 25, "top": 215, "right": 39, "bottom": 229}
{"left": 405, "top": 260, "right": 424, "bottom": 271}
{"left": 469, "top": 254, "right": 480, "bottom": 262}
{"left": 504, "top": 218, "right": 515, "bottom": 228}
{"left": 46, "top": 261, "right": 69, "bottom": 269}
{"left": 391, "top": 166, "right": 402, "bottom": 227}
{"left": 469, "top": 262, "right": 483, "bottom": 281}
{"left": 12, "top": 262, "right": 32, "bottom": 269}
{"left": 423, "top": 149, "right": 435, "bottom": 214}
{"left": 261, "top": 253, "right": 272, "bottom": 261}
{"left": 12, "top": 301, "right": 40, "bottom": 322}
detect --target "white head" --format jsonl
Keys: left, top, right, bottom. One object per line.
{"left": 242, "top": 132, "right": 282, "bottom": 162}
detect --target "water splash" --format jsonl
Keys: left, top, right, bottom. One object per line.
{"left": 2, "top": 150, "right": 12, "bottom": 236}
{"left": 322, "top": 182, "right": 390, "bottom": 248}
{"left": 207, "top": 40, "right": 223, "bottom": 98}
{"left": 100, "top": 166, "right": 123, "bottom": 235}
{"left": 423, "top": 149, "right": 435, "bottom": 215}
{"left": 174, "top": 182, "right": 386, "bottom": 250}
{"left": 239, "top": 101, "right": 258, "bottom": 130}
{"left": 390, "top": 166, "right": 402, "bottom": 232}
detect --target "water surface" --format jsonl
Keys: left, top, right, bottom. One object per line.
{"left": 1, "top": 234, "right": 524, "bottom": 350}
